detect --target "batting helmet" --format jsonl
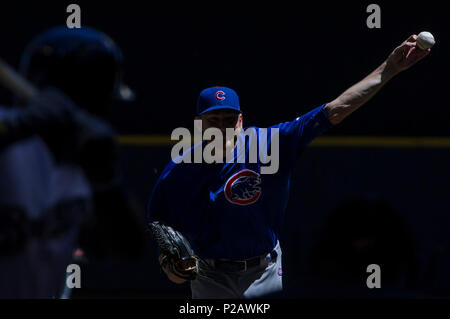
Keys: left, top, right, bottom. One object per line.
{"left": 19, "top": 26, "right": 134, "bottom": 116}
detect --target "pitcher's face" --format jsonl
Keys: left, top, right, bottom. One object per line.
{"left": 196, "top": 109, "right": 243, "bottom": 154}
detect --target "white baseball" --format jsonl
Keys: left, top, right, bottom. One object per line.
{"left": 416, "top": 31, "right": 435, "bottom": 50}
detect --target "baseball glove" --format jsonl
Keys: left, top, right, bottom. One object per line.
{"left": 148, "top": 221, "right": 198, "bottom": 281}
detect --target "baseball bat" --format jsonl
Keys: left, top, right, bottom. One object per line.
{"left": 0, "top": 57, "right": 37, "bottom": 103}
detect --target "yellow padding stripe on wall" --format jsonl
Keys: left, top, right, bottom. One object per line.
{"left": 117, "top": 135, "right": 450, "bottom": 148}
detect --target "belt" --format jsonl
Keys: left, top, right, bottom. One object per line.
{"left": 212, "top": 250, "right": 278, "bottom": 273}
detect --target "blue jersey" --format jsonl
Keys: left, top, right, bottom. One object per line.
{"left": 147, "top": 104, "right": 333, "bottom": 260}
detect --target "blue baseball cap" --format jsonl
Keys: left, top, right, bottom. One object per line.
{"left": 196, "top": 86, "right": 241, "bottom": 115}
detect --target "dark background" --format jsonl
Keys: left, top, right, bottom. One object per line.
{"left": 1, "top": 1, "right": 449, "bottom": 298}
{"left": 1, "top": 1, "right": 448, "bottom": 137}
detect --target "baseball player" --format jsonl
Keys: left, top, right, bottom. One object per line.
{"left": 0, "top": 26, "right": 143, "bottom": 298}
{"left": 0, "top": 86, "right": 94, "bottom": 299}
{"left": 147, "top": 34, "right": 430, "bottom": 298}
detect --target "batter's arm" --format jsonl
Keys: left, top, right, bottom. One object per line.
{"left": 324, "top": 34, "right": 430, "bottom": 125}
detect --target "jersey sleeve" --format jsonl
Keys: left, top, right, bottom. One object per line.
{"left": 146, "top": 176, "right": 169, "bottom": 224}
{"left": 273, "top": 103, "right": 334, "bottom": 160}
{"left": 146, "top": 160, "right": 179, "bottom": 226}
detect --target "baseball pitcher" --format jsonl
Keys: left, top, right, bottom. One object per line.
{"left": 147, "top": 34, "right": 430, "bottom": 298}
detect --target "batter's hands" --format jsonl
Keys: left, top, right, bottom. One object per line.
{"left": 386, "top": 34, "right": 431, "bottom": 74}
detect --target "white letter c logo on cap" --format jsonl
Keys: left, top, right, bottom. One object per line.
{"left": 216, "top": 90, "right": 226, "bottom": 100}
